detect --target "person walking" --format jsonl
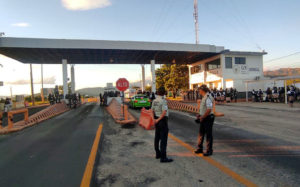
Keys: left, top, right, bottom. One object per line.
{"left": 194, "top": 85, "right": 215, "bottom": 156}
{"left": 152, "top": 87, "right": 173, "bottom": 163}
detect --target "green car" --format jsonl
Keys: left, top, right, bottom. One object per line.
{"left": 129, "top": 95, "right": 151, "bottom": 109}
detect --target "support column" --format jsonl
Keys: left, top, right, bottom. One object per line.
{"left": 150, "top": 60, "right": 156, "bottom": 93}
{"left": 284, "top": 80, "right": 287, "bottom": 104}
{"left": 141, "top": 64, "right": 145, "bottom": 92}
{"left": 221, "top": 78, "right": 226, "bottom": 89}
{"left": 30, "top": 64, "right": 35, "bottom": 106}
{"left": 245, "top": 82, "right": 248, "bottom": 102}
{"left": 41, "top": 64, "right": 44, "bottom": 102}
{"left": 188, "top": 65, "right": 192, "bottom": 89}
{"left": 62, "top": 59, "right": 68, "bottom": 99}
{"left": 71, "top": 65, "right": 75, "bottom": 93}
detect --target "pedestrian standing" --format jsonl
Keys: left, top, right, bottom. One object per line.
{"left": 233, "top": 88, "right": 238, "bottom": 102}
{"left": 99, "top": 93, "right": 103, "bottom": 106}
{"left": 152, "top": 87, "right": 173, "bottom": 163}
{"left": 288, "top": 86, "right": 296, "bottom": 108}
{"left": 194, "top": 85, "right": 215, "bottom": 156}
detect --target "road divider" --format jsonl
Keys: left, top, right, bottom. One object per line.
{"left": 106, "top": 98, "right": 136, "bottom": 125}
{"left": 81, "top": 124, "right": 103, "bottom": 187}
{"left": 139, "top": 108, "right": 155, "bottom": 130}
{"left": 167, "top": 100, "right": 224, "bottom": 117}
{"left": 0, "top": 102, "right": 70, "bottom": 135}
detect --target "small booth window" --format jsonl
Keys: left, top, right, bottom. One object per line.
{"left": 225, "top": 57, "right": 232, "bottom": 69}
{"left": 235, "top": 57, "right": 246, "bottom": 64}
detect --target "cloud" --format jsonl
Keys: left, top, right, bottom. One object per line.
{"left": 11, "top": 22, "right": 30, "bottom": 27}
{"left": 7, "top": 76, "right": 56, "bottom": 85}
{"left": 61, "top": 0, "right": 111, "bottom": 10}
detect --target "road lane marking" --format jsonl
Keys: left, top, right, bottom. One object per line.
{"left": 81, "top": 124, "right": 103, "bottom": 187}
{"left": 168, "top": 133, "right": 258, "bottom": 187}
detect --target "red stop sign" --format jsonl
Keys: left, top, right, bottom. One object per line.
{"left": 116, "top": 78, "right": 129, "bottom": 92}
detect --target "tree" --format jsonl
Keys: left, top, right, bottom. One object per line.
{"left": 155, "top": 64, "right": 171, "bottom": 90}
{"left": 145, "top": 85, "right": 152, "bottom": 92}
{"left": 156, "top": 64, "right": 189, "bottom": 98}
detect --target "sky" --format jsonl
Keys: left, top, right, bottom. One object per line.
{"left": 0, "top": 0, "right": 300, "bottom": 96}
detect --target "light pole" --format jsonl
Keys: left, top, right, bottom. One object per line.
{"left": 193, "top": 0, "right": 199, "bottom": 44}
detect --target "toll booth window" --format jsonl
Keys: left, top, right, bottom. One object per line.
{"left": 191, "top": 65, "right": 202, "bottom": 74}
{"left": 235, "top": 57, "right": 246, "bottom": 64}
{"left": 225, "top": 57, "right": 232, "bottom": 69}
{"left": 206, "top": 59, "right": 221, "bottom": 70}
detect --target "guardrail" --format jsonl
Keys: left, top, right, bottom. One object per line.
{"left": 167, "top": 100, "right": 224, "bottom": 117}
{"left": 0, "top": 102, "right": 70, "bottom": 135}
{"left": 7, "top": 108, "right": 29, "bottom": 129}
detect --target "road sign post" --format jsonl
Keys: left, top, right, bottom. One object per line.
{"left": 116, "top": 78, "right": 129, "bottom": 119}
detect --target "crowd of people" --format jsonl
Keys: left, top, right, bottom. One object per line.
{"left": 252, "top": 85, "right": 299, "bottom": 107}
{"left": 48, "top": 93, "right": 82, "bottom": 108}
{"left": 183, "top": 88, "right": 238, "bottom": 103}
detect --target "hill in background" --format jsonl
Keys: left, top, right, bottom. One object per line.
{"left": 264, "top": 68, "right": 300, "bottom": 78}
{"left": 76, "top": 87, "right": 104, "bottom": 96}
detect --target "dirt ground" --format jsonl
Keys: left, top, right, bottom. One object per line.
{"left": 96, "top": 110, "right": 240, "bottom": 187}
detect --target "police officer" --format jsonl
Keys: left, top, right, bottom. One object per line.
{"left": 151, "top": 87, "right": 173, "bottom": 163}
{"left": 195, "top": 85, "right": 215, "bottom": 156}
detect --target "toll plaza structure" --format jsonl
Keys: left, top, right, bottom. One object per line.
{"left": 0, "top": 37, "right": 224, "bottom": 97}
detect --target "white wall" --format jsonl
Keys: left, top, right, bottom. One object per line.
{"left": 221, "top": 54, "right": 264, "bottom": 91}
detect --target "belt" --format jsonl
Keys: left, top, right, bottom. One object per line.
{"left": 154, "top": 116, "right": 168, "bottom": 120}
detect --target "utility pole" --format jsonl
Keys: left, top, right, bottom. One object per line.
{"left": 30, "top": 64, "right": 35, "bottom": 106}
{"left": 193, "top": 0, "right": 199, "bottom": 44}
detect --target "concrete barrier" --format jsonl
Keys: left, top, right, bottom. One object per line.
{"left": 139, "top": 108, "right": 155, "bottom": 130}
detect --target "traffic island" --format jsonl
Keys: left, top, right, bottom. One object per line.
{"left": 105, "top": 98, "right": 136, "bottom": 125}
{"left": 0, "top": 102, "right": 70, "bottom": 135}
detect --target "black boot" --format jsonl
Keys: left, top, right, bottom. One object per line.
{"left": 194, "top": 149, "right": 203, "bottom": 154}
{"left": 203, "top": 150, "right": 213, "bottom": 156}
{"left": 156, "top": 152, "right": 161, "bottom": 159}
{"left": 160, "top": 157, "right": 173, "bottom": 163}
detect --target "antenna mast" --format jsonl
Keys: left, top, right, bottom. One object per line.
{"left": 193, "top": 0, "right": 199, "bottom": 44}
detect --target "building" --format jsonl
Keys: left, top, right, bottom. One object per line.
{"left": 104, "top": 83, "right": 116, "bottom": 92}
{"left": 189, "top": 50, "right": 267, "bottom": 92}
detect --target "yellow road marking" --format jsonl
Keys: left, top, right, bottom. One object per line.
{"left": 168, "top": 133, "right": 258, "bottom": 187}
{"left": 81, "top": 124, "right": 103, "bottom": 187}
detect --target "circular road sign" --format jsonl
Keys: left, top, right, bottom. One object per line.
{"left": 116, "top": 78, "right": 129, "bottom": 92}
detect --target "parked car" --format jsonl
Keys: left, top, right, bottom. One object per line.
{"left": 129, "top": 94, "right": 151, "bottom": 109}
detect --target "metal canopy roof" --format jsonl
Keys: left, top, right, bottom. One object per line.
{"left": 0, "top": 37, "right": 224, "bottom": 64}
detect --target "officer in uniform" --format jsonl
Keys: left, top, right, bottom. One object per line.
{"left": 151, "top": 87, "right": 173, "bottom": 163}
{"left": 195, "top": 85, "right": 215, "bottom": 156}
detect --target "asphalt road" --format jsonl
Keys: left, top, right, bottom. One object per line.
{"left": 0, "top": 103, "right": 103, "bottom": 187}
{"left": 129, "top": 106, "right": 300, "bottom": 187}
{"left": 1, "top": 101, "right": 299, "bottom": 186}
